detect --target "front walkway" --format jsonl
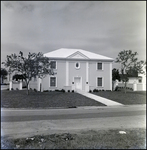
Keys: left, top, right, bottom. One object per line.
{"left": 77, "top": 90, "right": 124, "bottom": 106}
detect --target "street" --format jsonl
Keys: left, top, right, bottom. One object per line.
{"left": 1, "top": 105, "right": 146, "bottom": 139}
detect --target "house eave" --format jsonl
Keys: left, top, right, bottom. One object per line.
{"left": 45, "top": 57, "right": 114, "bottom": 62}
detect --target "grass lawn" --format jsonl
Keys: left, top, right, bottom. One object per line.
{"left": 92, "top": 90, "right": 146, "bottom": 105}
{"left": 1, "top": 90, "right": 106, "bottom": 108}
{"left": 1, "top": 128, "right": 146, "bottom": 149}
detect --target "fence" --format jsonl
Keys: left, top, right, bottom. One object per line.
{"left": 11, "top": 81, "right": 22, "bottom": 90}
{"left": 113, "top": 81, "right": 146, "bottom": 91}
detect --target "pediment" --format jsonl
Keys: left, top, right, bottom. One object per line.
{"left": 67, "top": 51, "right": 89, "bottom": 59}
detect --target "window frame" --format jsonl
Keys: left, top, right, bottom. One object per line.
{"left": 97, "top": 77, "right": 104, "bottom": 87}
{"left": 49, "top": 76, "right": 57, "bottom": 87}
{"left": 50, "top": 61, "right": 57, "bottom": 69}
{"left": 96, "top": 62, "right": 104, "bottom": 70}
{"left": 75, "top": 62, "right": 80, "bottom": 69}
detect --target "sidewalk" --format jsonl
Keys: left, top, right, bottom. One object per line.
{"left": 77, "top": 90, "right": 124, "bottom": 106}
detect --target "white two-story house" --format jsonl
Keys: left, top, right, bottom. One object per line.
{"left": 30, "top": 48, "right": 114, "bottom": 92}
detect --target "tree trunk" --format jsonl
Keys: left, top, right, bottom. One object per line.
{"left": 124, "top": 82, "right": 127, "bottom": 94}
{"left": 1, "top": 77, "right": 3, "bottom": 84}
{"left": 25, "top": 80, "right": 29, "bottom": 95}
{"left": 27, "top": 85, "right": 29, "bottom": 95}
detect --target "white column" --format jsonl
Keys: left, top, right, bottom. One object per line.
{"left": 19, "top": 80, "right": 22, "bottom": 90}
{"left": 110, "top": 63, "right": 112, "bottom": 90}
{"left": 9, "top": 81, "right": 12, "bottom": 91}
{"left": 133, "top": 81, "right": 137, "bottom": 91}
{"left": 86, "top": 62, "right": 89, "bottom": 83}
{"left": 143, "top": 83, "right": 146, "bottom": 91}
{"left": 9, "top": 74, "right": 12, "bottom": 90}
{"left": 85, "top": 62, "right": 89, "bottom": 92}
{"left": 66, "top": 61, "right": 69, "bottom": 86}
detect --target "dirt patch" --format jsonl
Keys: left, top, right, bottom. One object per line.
{"left": 1, "top": 128, "right": 146, "bottom": 149}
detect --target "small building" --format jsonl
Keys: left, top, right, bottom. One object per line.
{"left": 30, "top": 48, "right": 114, "bottom": 92}
{"left": 117, "top": 72, "right": 146, "bottom": 91}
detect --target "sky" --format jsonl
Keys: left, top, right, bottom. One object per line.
{"left": 1, "top": 1, "right": 146, "bottom": 69}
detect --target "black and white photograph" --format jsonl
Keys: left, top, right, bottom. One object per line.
{"left": 1, "top": 1, "right": 146, "bottom": 149}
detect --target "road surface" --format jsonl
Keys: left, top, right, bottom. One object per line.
{"left": 1, "top": 105, "right": 146, "bottom": 139}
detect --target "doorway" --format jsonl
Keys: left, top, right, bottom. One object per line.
{"left": 74, "top": 77, "right": 82, "bottom": 91}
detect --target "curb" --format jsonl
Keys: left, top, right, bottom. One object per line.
{"left": 1, "top": 104, "right": 146, "bottom": 111}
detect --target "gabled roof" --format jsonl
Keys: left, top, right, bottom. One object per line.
{"left": 44, "top": 48, "right": 114, "bottom": 61}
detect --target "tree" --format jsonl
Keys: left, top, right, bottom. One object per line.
{"left": 112, "top": 68, "right": 121, "bottom": 81}
{"left": 2, "top": 51, "right": 54, "bottom": 95}
{"left": 0, "top": 68, "right": 8, "bottom": 84}
{"left": 126, "top": 67, "right": 138, "bottom": 77}
{"left": 12, "top": 74, "right": 26, "bottom": 81}
{"left": 115, "top": 50, "right": 146, "bottom": 93}
{"left": 112, "top": 68, "right": 121, "bottom": 91}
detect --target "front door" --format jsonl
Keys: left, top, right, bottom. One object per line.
{"left": 74, "top": 77, "right": 82, "bottom": 91}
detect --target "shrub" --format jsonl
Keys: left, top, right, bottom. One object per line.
{"left": 93, "top": 89, "right": 98, "bottom": 92}
{"left": 55, "top": 89, "right": 59, "bottom": 92}
{"left": 115, "top": 86, "right": 119, "bottom": 91}
{"left": 93, "top": 89, "right": 96, "bottom": 92}
{"left": 11, "top": 88, "right": 13, "bottom": 90}
{"left": 89, "top": 90, "right": 92, "bottom": 93}
{"left": 72, "top": 90, "right": 74, "bottom": 93}
{"left": 68, "top": 90, "right": 70, "bottom": 92}
{"left": 34, "top": 88, "right": 37, "bottom": 92}
{"left": 16, "top": 88, "right": 19, "bottom": 90}
{"left": 61, "top": 89, "right": 65, "bottom": 93}
{"left": 43, "top": 90, "right": 49, "bottom": 92}
{"left": 102, "top": 89, "right": 105, "bottom": 91}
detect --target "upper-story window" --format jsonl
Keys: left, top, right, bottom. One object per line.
{"left": 50, "top": 61, "right": 57, "bottom": 69}
{"left": 97, "top": 62, "right": 103, "bottom": 70}
{"left": 75, "top": 62, "right": 80, "bottom": 69}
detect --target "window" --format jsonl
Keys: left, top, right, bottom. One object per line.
{"left": 50, "top": 61, "right": 56, "bottom": 69}
{"left": 50, "top": 77, "right": 56, "bottom": 87}
{"left": 138, "top": 78, "right": 142, "bottom": 83}
{"left": 75, "top": 62, "right": 80, "bottom": 69}
{"left": 97, "top": 62, "right": 102, "bottom": 70}
{"left": 97, "top": 77, "right": 102, "bottom": 87}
